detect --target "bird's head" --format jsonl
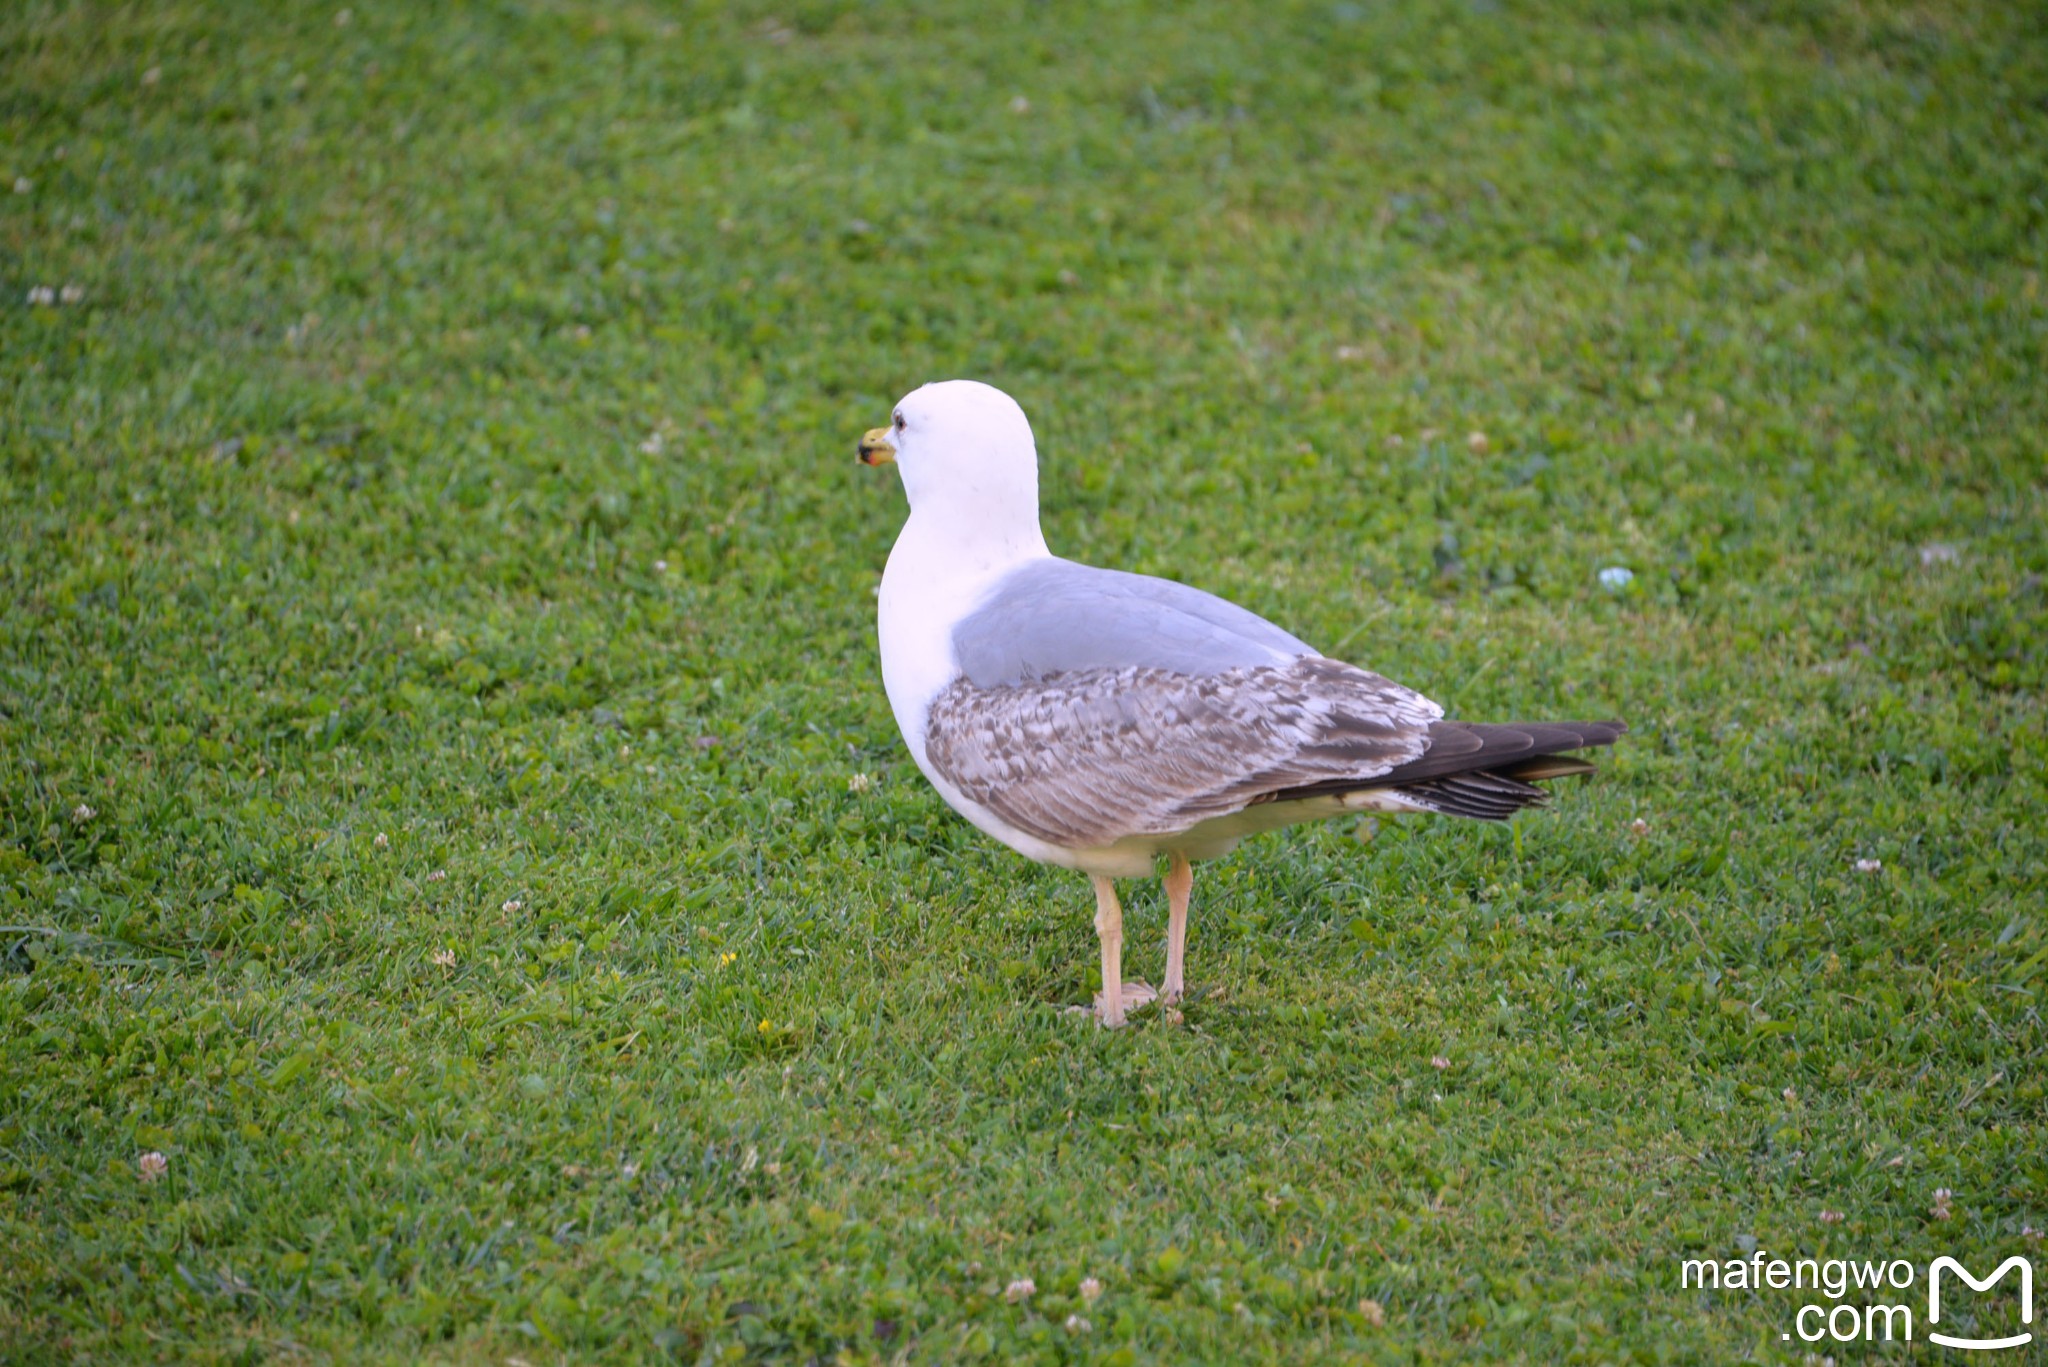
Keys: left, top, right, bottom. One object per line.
{"left": 859, "top": 380, "right": 1041, "bottom": 523}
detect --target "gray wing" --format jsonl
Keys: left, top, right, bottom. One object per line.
{"left": 924, "top": 656, "right": 1442, "bottom": 849}
{"left": 952, "top": 558, "right": 1316, "bottom": 687}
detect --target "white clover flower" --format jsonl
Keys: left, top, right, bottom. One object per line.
{"left": 13, "top": 177, "right": 31, "bottom": 195}
{"left": 138, "top": 1151, "right": 168, "bottom": 1182}
{"left": 373, "top": 832, "right": 388, "bottom": 849}
{"left": 1854, "top": 858, "right": 1882, "bottom": 873}
{"left": 1358, "top": 1298, "right": 1386, "bottom": 1326}
{"left": 1009, "top": 95, "right": 1031, "bottom": 114}
{"left": 501, "top": 899, "right": 522, "bottom": 913}
{"left": 1004, "top": 1277, "right": 1035, "bottom": 1303}
{"left": 1597, "top": 566, "right": 1634, "bottom": 591}
{"left": 1063, "top": 1314, "right": 1091, "bottom": 1333}
{"left": 431, "top": 948, "right": 457, "bottom": 967}
{"left": 27, "top": 286, "right": 54, "bottom": 307}
{"left": 1431, "top": 1055, "right": 1450, "bottom": 1070}
{"left": 847, "top": 772, "right": 873, "bottom": 794}
{"left": 1466, "top": 430, "right": 1490, "bottom": 454}
{"left": 1819, "top": 1210, "right": 1843, "bottom": 1224}
{"left": 1079, "top": 1276, "right": 1103, "bottom": 1302}
{"left": 59, "top": 284, "right": 84, "bottom": 304}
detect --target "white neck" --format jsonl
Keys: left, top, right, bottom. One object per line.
{"left": 876, "top": 502, "right": 1049, "bottom": 765}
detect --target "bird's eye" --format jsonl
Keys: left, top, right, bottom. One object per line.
{"left": 893, "top": 412, "right": 905, "bottom": 431}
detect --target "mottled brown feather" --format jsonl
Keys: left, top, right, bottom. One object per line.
{"left": 923, "top": 656, "right": 1440, "bottom": 848}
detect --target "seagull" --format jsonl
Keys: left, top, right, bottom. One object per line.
{"left": 859, "top": 380, "right": 1624, "bottom": 1027}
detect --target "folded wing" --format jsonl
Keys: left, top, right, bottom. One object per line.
{"left": 925, "top": 656, "right": 1441, "bottom": 847}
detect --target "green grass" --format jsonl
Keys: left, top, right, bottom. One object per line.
{"left": 3, "top": 0, "right": 2045, "bottom": 1361}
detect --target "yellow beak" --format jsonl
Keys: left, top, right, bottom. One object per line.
{"left": 858, "top": 427, "right": 897, "bottom": 465}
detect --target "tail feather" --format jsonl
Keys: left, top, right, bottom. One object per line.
{"left": 1270, "top": 717, "right": 1626, "bottom": 822}
{"left": 1395, "top": 769, "right": 1551, "bottom": 820}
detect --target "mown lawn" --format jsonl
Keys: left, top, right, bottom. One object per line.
{"left": 3, "top": 1, "right": 2044, "bottom": 1361}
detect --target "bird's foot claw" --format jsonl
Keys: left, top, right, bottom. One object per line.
{"left": 1091, "top": 980, "right": 1157, "bottom": 1028}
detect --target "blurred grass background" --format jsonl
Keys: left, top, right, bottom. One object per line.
{"left": 2, "top": 1, "right": 2044, "bottom": 1361}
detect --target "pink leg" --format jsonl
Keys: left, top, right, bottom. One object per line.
{"left": 1162, "top": 851, "right": 1192, "bottom": 1002}
{"left": 1091, "top": 875, "right": 1155, "bottom": 1028}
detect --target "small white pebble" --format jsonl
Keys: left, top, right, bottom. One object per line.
{"left": 847, "top": 772, "right": 873, "bottom": 794}
{"left": 1063, "top": 1314, "right": 1091, "bottom": 1333}
{"left": 1854, "top": 858, "right": 1882, "bottom": 873}
{"left": 1004, "top": 1277, "right": 1035, "bottom": 1303}
{"left": 502, "top": 899, "right": 523, "bottom": 913}
{"left": 1079, "top": 1276, "right": 1103, "bottom": 1302}
{"left": 1597, "top": 565, "right": 1634, "bottom": 590}
{"left": 137, "top": 1151, "right": 168, "bottom": 1182}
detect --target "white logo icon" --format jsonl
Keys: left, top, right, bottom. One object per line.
{"left": 1927, "top": 1255, "right": 2033, "bottom": 1351}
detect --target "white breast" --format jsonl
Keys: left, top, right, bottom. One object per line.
{"left": 878, "top": 509, "right": 1054, "bottom": 750}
